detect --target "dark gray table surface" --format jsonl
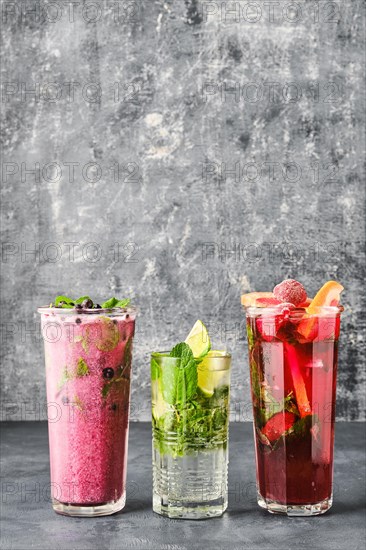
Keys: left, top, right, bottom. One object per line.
{"left": 1, "top": 422, "right": 365, "bottom": 550}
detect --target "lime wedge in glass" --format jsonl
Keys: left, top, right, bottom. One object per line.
{"left": 197, "top": 350, "right": 230, "bottom": 397}
{"left": 151, "top": 380, "right": 166, "bottom": 420}
{"left": 185, "top": 320, "right": 211, "bottom": 359}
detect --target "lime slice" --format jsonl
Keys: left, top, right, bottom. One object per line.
{"left": 197, "top": 350, "right": 230, "bottom": 397}
{"left": 151, "top": 380, "right": 168, "bottom": 420}
{"left": 185, "top": 320, "right": 211, "bottom": 359}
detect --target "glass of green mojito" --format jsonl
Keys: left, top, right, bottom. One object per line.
{"left": 151, "top": 321, "right": 231, "bottom": 519}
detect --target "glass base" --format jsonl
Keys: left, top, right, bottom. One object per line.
{"left": 152, "top": 445, "right": 228, "bottom": 519}
{"left": 257, "top": 491, "right": 332, "bottom": 516}
{"left": 153, "top": 493, "right": 227, "bottom": 519}
{"left": 52, "top": 492, "right": 126, "bottom": 517}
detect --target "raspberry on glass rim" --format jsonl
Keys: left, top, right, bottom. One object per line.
{"left": 273, "top": 279, "right": 307, "bottom": 307}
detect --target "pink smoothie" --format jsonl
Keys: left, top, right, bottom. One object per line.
{"left": 40, "top": 310, "right": 135, "bottom": 506}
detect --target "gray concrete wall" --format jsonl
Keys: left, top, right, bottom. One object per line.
{"left": 1, "top": 0, "right": 365, "bottom": 420}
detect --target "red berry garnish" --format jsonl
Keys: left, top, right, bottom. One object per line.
{"left": 273, "top": 279, "right": 307, "bottom": 307}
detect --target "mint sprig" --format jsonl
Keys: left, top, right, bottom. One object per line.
{"left": 152, "top": 334, "right": 230, "bottom": 457}
{"left": 52, "top": 295, "right": 131, "bottom": 309}
{"left": 101, "top": 297, "right": 131, "bottom": 309}
{"left": 152, "top": 385, "right": 230, "bottom": 457}
{"left": 158, "top": 342, "right": 198, "bottom": 405}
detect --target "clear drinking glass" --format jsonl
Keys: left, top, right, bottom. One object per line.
{"left": 244, "top": 304, "right": 343, "bottom": 516}
{"left": 151, "top": 351, "right": 231, "bottom": 519}
{"left": 38, "top": 306, "right": 136, "bottom": 516}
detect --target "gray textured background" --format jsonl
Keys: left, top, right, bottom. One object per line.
{"left": 1, "top": 0, "right": 365, "bottom": 420}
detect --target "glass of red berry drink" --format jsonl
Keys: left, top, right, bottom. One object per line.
{"left": 242, "top": 280, "right": 344, "bottom": 516}
{"left": 38, "top": 295, "right": 136, "bottom": 516}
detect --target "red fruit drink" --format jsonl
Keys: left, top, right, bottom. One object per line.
{"left": 243, "top": 280, "right": 343, "bottom": 516}
{"left": 38, "top": 306, "right": 136, "bottom": 516}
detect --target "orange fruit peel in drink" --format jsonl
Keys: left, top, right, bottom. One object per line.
{"left": 285, "top": 344, "right": 312, "bottom": 418}
{"left": 297, "top": 281, "right": 344, "bottom": 339}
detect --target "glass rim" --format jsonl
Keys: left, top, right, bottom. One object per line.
{"left": 244, "top": 305, "right": 344, "bottom": 316}
{"left": 37, "top": 306, "right": 137, "bottom": 316}
{"left": 151, "top": 351, "right": 231, "bottom": 372}
{"left": 151, "top": 350, "right": 231, "bottom": 359}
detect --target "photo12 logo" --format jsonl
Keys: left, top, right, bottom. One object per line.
{"left": 201, "top": 1, "right": 341, "bottom": 24}
{"left": 200, "top": 240, "right": 346, "bottom": 266}
{"left": 1, "top": 241, "right": 140, "bottom": 265}
{"left": 1, "top": 81, "right": 152, "bottom": 105}
{"left": 2, "top": 160, "right": 141, "bottom": 184}
{"left": 201, "top": 160, "right": 340, "bottom": 188}
{"left": 1, "top": 1, "right": 140, "bottom": 24}
{"left": 202, "top": 81, "right": 342, "bottom": 104}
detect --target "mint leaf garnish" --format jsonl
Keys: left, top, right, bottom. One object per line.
{"left": 74, "top": 334, "right": 89, "bottom": 353}
{"left": 257, "top": 385, "right": 299, "bottom": 427}
{"left": 258, "top": 385, "right": 284, "bottom": 425}
{"left": 152, "top": 384, "right": 230, "bottom": 457}
{"left": 116, "top": 298, "right": 131, "bottom": 308}
{"left": 55, "top": 295, "right": 75, "bottom": 308}
{"left": 249, "top": 347, "right": 300, "bottom": 427}
{"left": 290, "top": 413, "right": 319, "bottom": 437}
{"left": 246, "top": 324, "right": 255, "bottom": 349}
{"left": 75, "top": 296, "right": 91, "bottom": 304}
{"left": 101, "top": 374, "right": 129, "bottom": 399}
{"left": 152, "top": 332, "right": 230, "bottom": 458}
{"left": 159, "top": 356, "right": 182, "bottom": 405}
{"left": 159, "top": 342, "right": 197, "bottom": 405}
{"left": 284, "top": 392, "right": 299, "bottom": 416}
{"left": 102, "top": 383, "right": 111, "bottom": 398}
{"left": 250, "top": 355, "right": 261, "bottom": 401}
{"left": 76, "top": 358, "right": 89, "bottom": 377}
{"left": 101, "top": 297, "right": 131, "bottom": 309}
{"left": 171, "top": 345, "right": 198, "bottom": 404}
{"left": 58, "top": 359, "right": 89, "bottom": 388}
{"left": 169, "top": 342, "right": 192, "bottom": 360}
{"left": 95, "top": 317, "right": 119, "bottom": 351}
{"left": 53, "top": 295, "right": 131, "bottom": 309}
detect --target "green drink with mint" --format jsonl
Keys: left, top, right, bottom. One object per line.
{"left": 151, "top": 321, "right": 231, "bottom": 519}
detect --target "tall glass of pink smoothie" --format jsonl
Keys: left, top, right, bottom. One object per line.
{"left": 38, "top": 297, "right": 136, "bottom": 517}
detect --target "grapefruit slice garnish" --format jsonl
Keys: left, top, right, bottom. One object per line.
{"left": 297, "top": 281, "right": 343, "bottom": 339}
{"left": 305, "top": 280, "right": 344, "bottom": 314}
{"left": 241, "top": 292, "right": 276, "bottom": 307}
{"left": 256, "top": 297, "right": 282, "bottom": 306}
